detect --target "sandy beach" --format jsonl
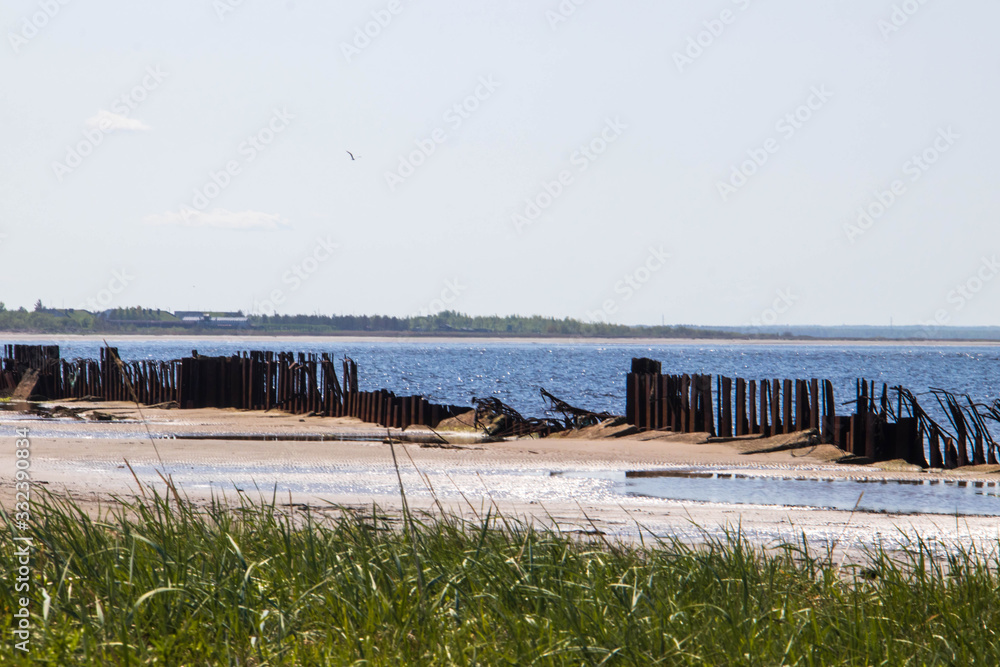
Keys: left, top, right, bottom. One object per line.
{"left": 4, "top": 402, "right": 1000, "bottom": 554}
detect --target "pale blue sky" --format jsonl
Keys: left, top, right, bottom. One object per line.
{"left": 1, "top": 0, "right": 998, "bottom": 326}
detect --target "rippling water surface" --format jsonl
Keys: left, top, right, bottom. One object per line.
{"left": 42, "top": 458, "right": 1000, "bottom": 517}
{"left": 577, "top": 471, "right": 1000, "bottom": 516}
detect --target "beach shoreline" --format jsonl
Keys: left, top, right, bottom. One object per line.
{"left": 4, "top": 403, "right": 1000, "bottom": 552}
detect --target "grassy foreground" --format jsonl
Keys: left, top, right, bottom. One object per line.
{"left": 2, "top": 490, "right": 1000, "bottom": 665}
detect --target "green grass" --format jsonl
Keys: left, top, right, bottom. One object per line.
{"left": 3, "top": 488, "right": 1000, "bottom": 665}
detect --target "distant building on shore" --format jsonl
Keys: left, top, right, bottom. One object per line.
{"left": 173, "top": 311, "right": 249, "bottom": 328}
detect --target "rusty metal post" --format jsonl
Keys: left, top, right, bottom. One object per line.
{"left": 688, "top": 375, "right": 698, "bottom": 432}
{"left": 702, "top": 375, "right": 715, "bottom": 436}
{"left": 782, "top": 379, "right": 792, "bottom": 434}
{"left": 637, "top": 374, "right": 647, "bottom": 430}
{"left": 847, "top": 414, "right": 859, "bottom": 455}
{"left": 672, "top": 375, "right": 683, "bottom": 430}
{"left": 680, "top": 375, "right": 690, "bottom": 432}
{"left": 659, "top": 375, "right": 669, "bottom": 430}
{"left": 760, "top": 380, "right": 770, "bottom": 436}
{"left": 720, "top": 376, "right": 733, "bottom": 438}
{"left": 770, "top": 379, "right": 780, "bottom": 435}
{"left": 644, "top": 374, "right": 655, "bottom": 431}
{"left": 625, "top": 373, "right": 636, "bottom": 425}
{"left": 735, "top": 378, "right": 747, "bottom": 436}
{"left": 823, "top": 380, "right": 835, "bottom": 442}
{"left": 864, "top": 412, "right": 877, "bottom": 460}
{"left": 957, "top": 432, "right": 969, "bottom": 468}
{"left": 895, "top": 417, "right": 915, "bottom": 461}
{"left": 809, "top": 378, "right": 819, "bottom": 431}
{"left": 793, "top": 380, "right": 805, "bottom": 432}
{"left": 928, "top": 428, "right": 943, "bottom": 468}
{"left": 914, "top": 426, "right": 927, "bottom": 468}
{"left": 945, "top": 437, "right": 959, "bottom": 469}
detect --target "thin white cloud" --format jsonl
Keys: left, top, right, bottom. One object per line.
{"left": 144, "top": 208, "right": 292, "bottom": 231}
{"left": 85, "top": 110, "right": 150, "bottom": 132}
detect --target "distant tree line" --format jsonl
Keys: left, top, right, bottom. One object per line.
{"left": 0, "top": 304, "right": 184, "bottom": 332}
{"left": 250, "top": 311, "right": 736, "bottom": 338}
{"left": 0, "top": 304, "right": 748, "bottom": 338}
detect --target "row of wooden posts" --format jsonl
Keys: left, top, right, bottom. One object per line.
{"left": 5, "top": 346, "right": 997, "bottom": 469}
{"left": 625, "top": 358, "right": 833, "bottom": 439}
{"left": 624, "top": 358, "right": 996, "bottom": 469}
{"left": 3, "top": 346, "right": 467, "bottom": 430}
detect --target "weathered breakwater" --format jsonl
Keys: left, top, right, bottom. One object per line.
{"left": 1, "top": 344, "right": 468, "bottom": 429}
{"left": 3, "top": 345, "right": 999, "bottom": 470}
{"left": 625, "top": 357, "right": 1000, "bottom": 470}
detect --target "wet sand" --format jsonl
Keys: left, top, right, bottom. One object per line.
{"left": 3, "top": 403, "right": 1000, "bottom": 552}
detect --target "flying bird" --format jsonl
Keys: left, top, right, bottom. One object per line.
{"left": 346, "top": 151, "right": 357, "bottom": 160}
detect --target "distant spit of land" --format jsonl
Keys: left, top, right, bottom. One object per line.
{"left": 2, "top": 306, "right": 999, "bottom": 342}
